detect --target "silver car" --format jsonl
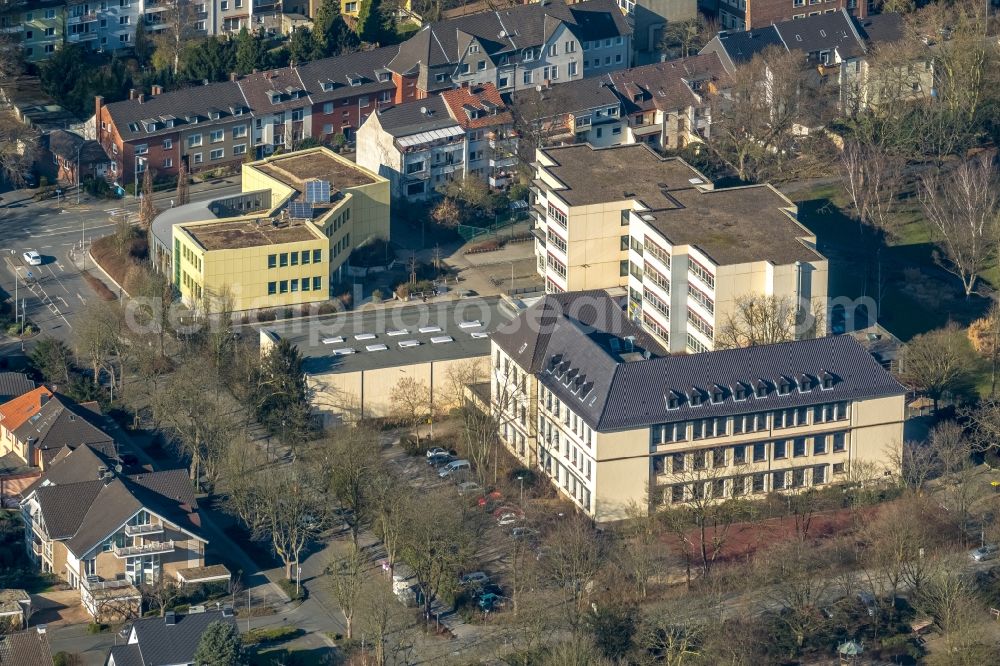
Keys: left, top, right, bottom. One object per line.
{"left": 969, "top": 544, "right": 999, "bottom": 562}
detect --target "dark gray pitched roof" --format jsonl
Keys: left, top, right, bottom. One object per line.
{"left": 854, "top": 12, "right": 905, "bottom": 45}
{"left": 298, "top": 46, "right": 398, "bottom": 103}
{"left": 105, "top": 643, "right": 142, "bottom": 666}
{"left": 492, "top": 291, "right": 666, "bottom": 375}
{"left": 774, "top": 9, "right": 867, "bottom": 60}
{"left": 12, "top": 394, "right": 115, "bottom": 467}
{"left": 0, "top": 628, "right": 54, "bottom": 666}
{"left": 373, "top": 95, "right": 456, "bottom": 136}
{"left": 104, "top": 80, "right": 249, "bottom": 142}
{"left": 709, "top": 25, "right": 783, "bottom": 66}
{"left": 236, "top": 66, "right": 311, "bottom": 114}
{"left": 0, "top": 372, "right": 34, "bottom": 403}
{"left": 21, "top": 443, "right": 119, "bottom": 498}
{"left": 47, "top": 130, "right": 109, "bottom": 164}
{"left": 31, "top": 469, "right": 203, "bottom": 558}
{"left": 607, "top": 53, "right": 731, "bottom": 115}
{"left": 544, "top": 322, "right": 904, "bottom": 431}
{"left": 126, "top": 611, "right": 237, "bottom": 666}
{"left": 388, "top": 0, "right": 630, "bottom": 74}
{"left": 510, "top": 76, "right": 619, "bottom": 121}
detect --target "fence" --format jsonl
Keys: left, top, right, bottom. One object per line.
{"left": 456, "top": 210, "right": 529, "bottom": 242}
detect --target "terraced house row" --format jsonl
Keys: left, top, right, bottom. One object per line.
{"left": 94, "top": 0, "right": 632, "bottom": 186}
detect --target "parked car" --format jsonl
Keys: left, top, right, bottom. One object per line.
{"left": 969, "top": 544, "right": 999, "bottom": 562}
{"left": 511, "top": 526, "right": 537, "bottom": 540}
{"left": 426, "top": 447, "right": 449, "bottom": 458}
{"left": 439, "top": 459, "right": 471, "bottom": 478}
{"left": 477, "top": 490, "right": 503, "bottom": 507}
{"left": 457, "top": 481, "right": 483, "bottom": 496}
{"left": 495, "top": 507, "right": 524, "bottom": 526}
{"left": 509, "top": 199, "right": 528, "bottom": 211}
{"left": 427, "top": 453, "right": 454, "bottom": 468}
{"left": 22, "top": 250, "right": 41, "bottom": 266}
{"left": 21, "top": 173, "right": 38, "bottom": 189}
{"left": 459, "top": 571, "right": 490, "bottom": 587}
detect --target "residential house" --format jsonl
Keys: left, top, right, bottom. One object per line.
{"left": 0, "top": 372, "right": 34, "bottom": 403}
{"left": 299, "top": 46, "right": 405, "bottom": 143}
{"left": 701, "top": 10, "right": 925, "bottom": 112}
{"left": 385, "top": 0, "right": 631, "bottom": 98}
{"left": 491, "top": 291, "right": 906, "bottom": 522}
{"left": 530, "top": 143, "right": 828, "bottom": 353}
{"left": 615, "top": 0, "right": 696, "bottom": 60}
{"left": 606, "top": 52, "right": 731, "bottom": 151}
{"left": 48, "top": 129, "right": 113, "bottom": 184}
{"left": 0, "top": 626, "right": 53, "bottom": 666}
{"left": 356, "top": 84, "right": 516, "bottom": 201}
{"left": 151, "top": 147, "right": 389, "bottom": 310}
{"left": 0, "top": 1, "right": 65, "bottom": 63}
{"left": 707, "top": 0, "right": 875, "bottom": 31}
{"left": 20, "top": 447, "right": 208, "bottom": 620}
{"left": 237, "top": 67, "right": 314, "bottom": 157}
{"left": 0, "top": 389, "right": 115, "bottom": 470}
{"left": 105, "top": 608, "right": 238, "bottom": 666}
{"left": 510, "top": 76, "right": 625, "bottom": 150}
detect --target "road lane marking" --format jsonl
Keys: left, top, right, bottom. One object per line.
{"left": 76, "top": 293, "right": 85, "bottom": 303}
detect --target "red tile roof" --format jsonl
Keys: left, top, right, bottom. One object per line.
{"left": 0, "top": 386, "right": 53, "bottom": 433}
{"left": 440, "top": 84, "right": 514, "bottom": 130}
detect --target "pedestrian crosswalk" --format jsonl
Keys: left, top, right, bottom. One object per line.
{"left": 104, "top": 207, "right": 141, "bottom": 223}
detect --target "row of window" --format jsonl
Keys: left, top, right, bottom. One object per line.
{"left": 181, "top": 271, "right": 203, "bottom": 299}
{"left": 655, "top": 432, "right": 848, "bottom": 475}
{"left": 539, "top": 418, "right": 593, "bottom": 479}
{"left": 539, "top": 385, "right": 594, "bottom": 446}
{"left": 651, "top": 402, "right": 850, "bottom": 444}
{"left": 644, "top": 287, "right": 669, "bottom": 319}
{"left": 180, "top": 244, "right": 201, "bottom": 271}
{"left": 583, "top": 54, "right": 624, "bottom": 69}
{"left": 267, "top": 276, "right": 323, "bottom": 295}
{"left": 643, "top": 313, "right": 669, "bottom": 345}
{"left": 664, "top": 464, "right": 836, "bottom": 503}
{"left": 688, "top": 283, "right": 714, "bottom": 314}
{"left": 326, "top": 208, "right": 350, "bottom": 237}
{"left": 582, "top": 36, "right": 625, "bottom": 50}
{"left": 268, "top": 249, "right": 322, "bottom": 269}
{"left": 547, "top": 228, "right": 567, "bottom": 253}
{"left": 332, "top": 233, "right": 351, "bottom": 259}
{"left": 687, "top": 307, "right": 714, "bottom": 339}
{"left": 546, "top": 253, "right": 567, "bottom": 279}
{"left": 688, "top": 258, "right": 715, "bottom": 290}
{"left": 547, "top": 203, "right": 567, "bottom": 228}
{"left": 644, "top": 238, "right": 671, "bottom": 268}
{"left": 539, "top": 448, "right": 592, "bottom": 513}
{"left": 644, "top": 263, "right": 671, "bottom": 294}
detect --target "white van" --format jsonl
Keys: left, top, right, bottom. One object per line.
{"left": 439, "top": 459, "right": 471, "bottom": 478}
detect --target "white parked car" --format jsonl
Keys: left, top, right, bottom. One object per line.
{"left": 22, "top": 250, "right": 41, "bottom": 266}
{"left": 425, "top": 447, "right": 449, "bottom": 458}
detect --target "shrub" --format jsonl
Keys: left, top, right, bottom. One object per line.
{"left": 243, "top": 625, "right": 302, "bottom": 646}
{"left": 86, "top": 622, "right": 107, "bottom": 634}
{"left": 399, "top": 435, "right": 428, "bottom": 456}
{"left": 276, "top": 578, "right": 306, "bottom": 601}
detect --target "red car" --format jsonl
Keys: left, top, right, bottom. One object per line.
{"left": 478, "top": 490, "right": 503, "bottom": 508}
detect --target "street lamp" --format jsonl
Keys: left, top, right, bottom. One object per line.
{"left": 517, "top": 473, "right": 525, "bottom": 505}
{"left": 75, "top": 140, "right": 83, "bottom": 205}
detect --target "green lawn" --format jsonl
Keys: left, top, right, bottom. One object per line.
{"left": 791, "top": 182, "right": 993, "bottom": 341}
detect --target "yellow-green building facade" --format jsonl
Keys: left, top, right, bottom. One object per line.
{"left": 172, "top": 147, "right": 390, "bottom": 311}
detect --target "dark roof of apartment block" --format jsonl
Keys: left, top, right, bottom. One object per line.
{"left": 776, "top": 9, "right": 867, "bottom": 60}
{"left": 607, "top": 53, "right": 731, "bottom": 115}
{"left": 0, "top": 628, "right": 53, "bottom": 666}
{"left": 388, "top": 0, "right": 630, "bottom": 74}
{"left": 373, "top": 94, "right": 455, "bottom": 137}
{"left": 511, "top": 76, "right": 620, "bottom": 122}
{"left": 500, "top": 294, "right": 906, "bottom": 432}
{"left": 236, "top": 66, "right": 312, "bottom": 114}
{"left": 298, "top": 46, "right": 398, "bottom": 103}
{"left": 104, "top": 80, "right": 249, "bottom": 142}
{"left": 440, "top": 83, "right": 513, "bottom": 129}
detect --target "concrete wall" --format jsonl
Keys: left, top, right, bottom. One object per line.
{"left": 309, "top": 356, "right": 490, "bottom": 424}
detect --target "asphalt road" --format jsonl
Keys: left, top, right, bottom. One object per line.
{"left": 0, "top": 180, "right": 242, "bottom": 345}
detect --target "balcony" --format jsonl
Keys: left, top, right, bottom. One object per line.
{"left": 68, "top": 31, "right": 98, "bottom": 41}
{"left": 113, "top": 540, "right": 175, "bottom": 558}
{"left": 489, "top": 173, "right": 513, "bottom": 188}
{"left": 0, "top": 25, "right": 24, "bottom": 34}
{"left": 31, "top": 542, "right": 42, "bottom": 557}
{"left": 68, "top": 12, "right": 97, "bottom": 24}
{"left": 81, "top": 576, "right": 135, "bottom": 592}
{"left": 489, "top": 155, "right": 517, "bottom": 169}
{"left": 125, "top": 523, "right": 164, "bottom": 537}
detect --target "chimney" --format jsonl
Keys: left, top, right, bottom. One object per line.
{"left": 129, "top": 88, "right": 136, "bottom": 101}
{"left": 165, "top": 611, "right": 176, "bottom": 626}
{"left": 35, "top": 625, "right": 47, "bottom": 635}
{"left": 230, "top": 72, "right": 238, "bottom": 81}
{"left": 151, "top": 84, "right": 163, "bottom": 95}
{"left": 137, "top": 93, "right": 145, "bottom": 104}
{"left": 95, "top": 95, "right": 104, "bottom": 142}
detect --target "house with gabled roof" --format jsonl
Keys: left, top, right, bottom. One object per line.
{"left": 0, "top": 626, "right": 53, "bottom": 666}
{"left": 356, "top": 83, "right": 516, "bottom": 200}
{"left": 386, "top": 0, "right": 631, "bottom": 96}
{"left": 20, "top": 446, "right": 210, "bottom": 621}
{"left": 491, "top": 291, "right": 906, "bottom": 522}
{"left": 0, "top": 390, "right": 115, "bottom": 470}
{"left": 105, "top": 608, "right": 237, "bottom": 666}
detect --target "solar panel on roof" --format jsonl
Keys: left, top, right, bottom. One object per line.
{"left": 288, "top": 202, "right": 312, "bottom": 218}
{"left": 305, "top": 179, "right": 331, "bottom": 204}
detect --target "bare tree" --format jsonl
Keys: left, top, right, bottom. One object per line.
{"left": 254, "top": 461, "right": 325, "bottom": 581}
{"left": 319, "top": 426, "right": 381, "bottom": 546}
{"left": 537, "top": 516, "right": 607, "bottom": 634}
{"left": 388, "top": 376, "right": 431, "bottom": 435}
{"left": 0, "top": 112, "right": 38, "bottom": 187}
{"left": 919, "top": 157, "right": 1000, "bottom": 297}
{"left": 140, "top": 579, "right": 181, "bottom": 617}
{"left": 140, "top": 167, "right": 158, "bottom": 229}
{"left": 0, "top": 32, "right": 24, "bottom": 81}
{"left": 715, "top": 293, "right": 822, "bottom": 349}
{"left": 152, "top": 0, "right": 198, "bottom": 73}
{"left": 658, "top": 15, "right": 718, "bottom": 59}
{"left": 898, "top": 324, "right": 977, "bottom": 412}
{"left": 967, "top": 302, "right": 1000, "bottom": 396}
{"left": 918, "top": 565, "right": 1000, "bottom": 664}
{"left": 369, "top": 469, "right": 410, "bottom": 579}
{"left": 176, "top": 159, "right": 190, "bottom": 205}
{"left": 840, "top": 138, "right": 903, "bottom": 235}
{"left": 755, "top": 539, "right": 834, "bottom": 649}
{"left": 326, "top": 542, "right": 366, "bottom": 639}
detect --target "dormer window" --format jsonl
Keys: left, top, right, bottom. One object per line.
{"left": 209, "top": 110, "right": 221, "bottom": 120}
{"left": 820, "top": 370, "right": 836, "bottom": 390}
{"left": 321, "top": 81, "right": 335, "bottom": 92}
{"left": 711, "top": 384, "right": 726, "bottom": 404}
{"left": 778, "top": 376, "right": 794, "bottom": 395}
{"left": 797, "top": 373, "right": 814, "bottom": 392}
{"left": 733, "top": 382, "right": 749, "bottom": 401}
{"left": 377, "top": 71, "right": 391, "bottom": 82}
{"left": 347, "top": 73, "right": 363, "bottom": 87}
{"left": 688, "top": 387, "right": 704, "bottom": 406}
{"left": 666, "top": 390, "right": 683, "bottom": 410}
{"left": 754, "top": 379, "right": 769, "bottom": 398}
{"left": 128, "top": 123, "right": 139, "bottom": 133}
{"left": 268, "top": 91, "right": 282, "bottom": 104}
